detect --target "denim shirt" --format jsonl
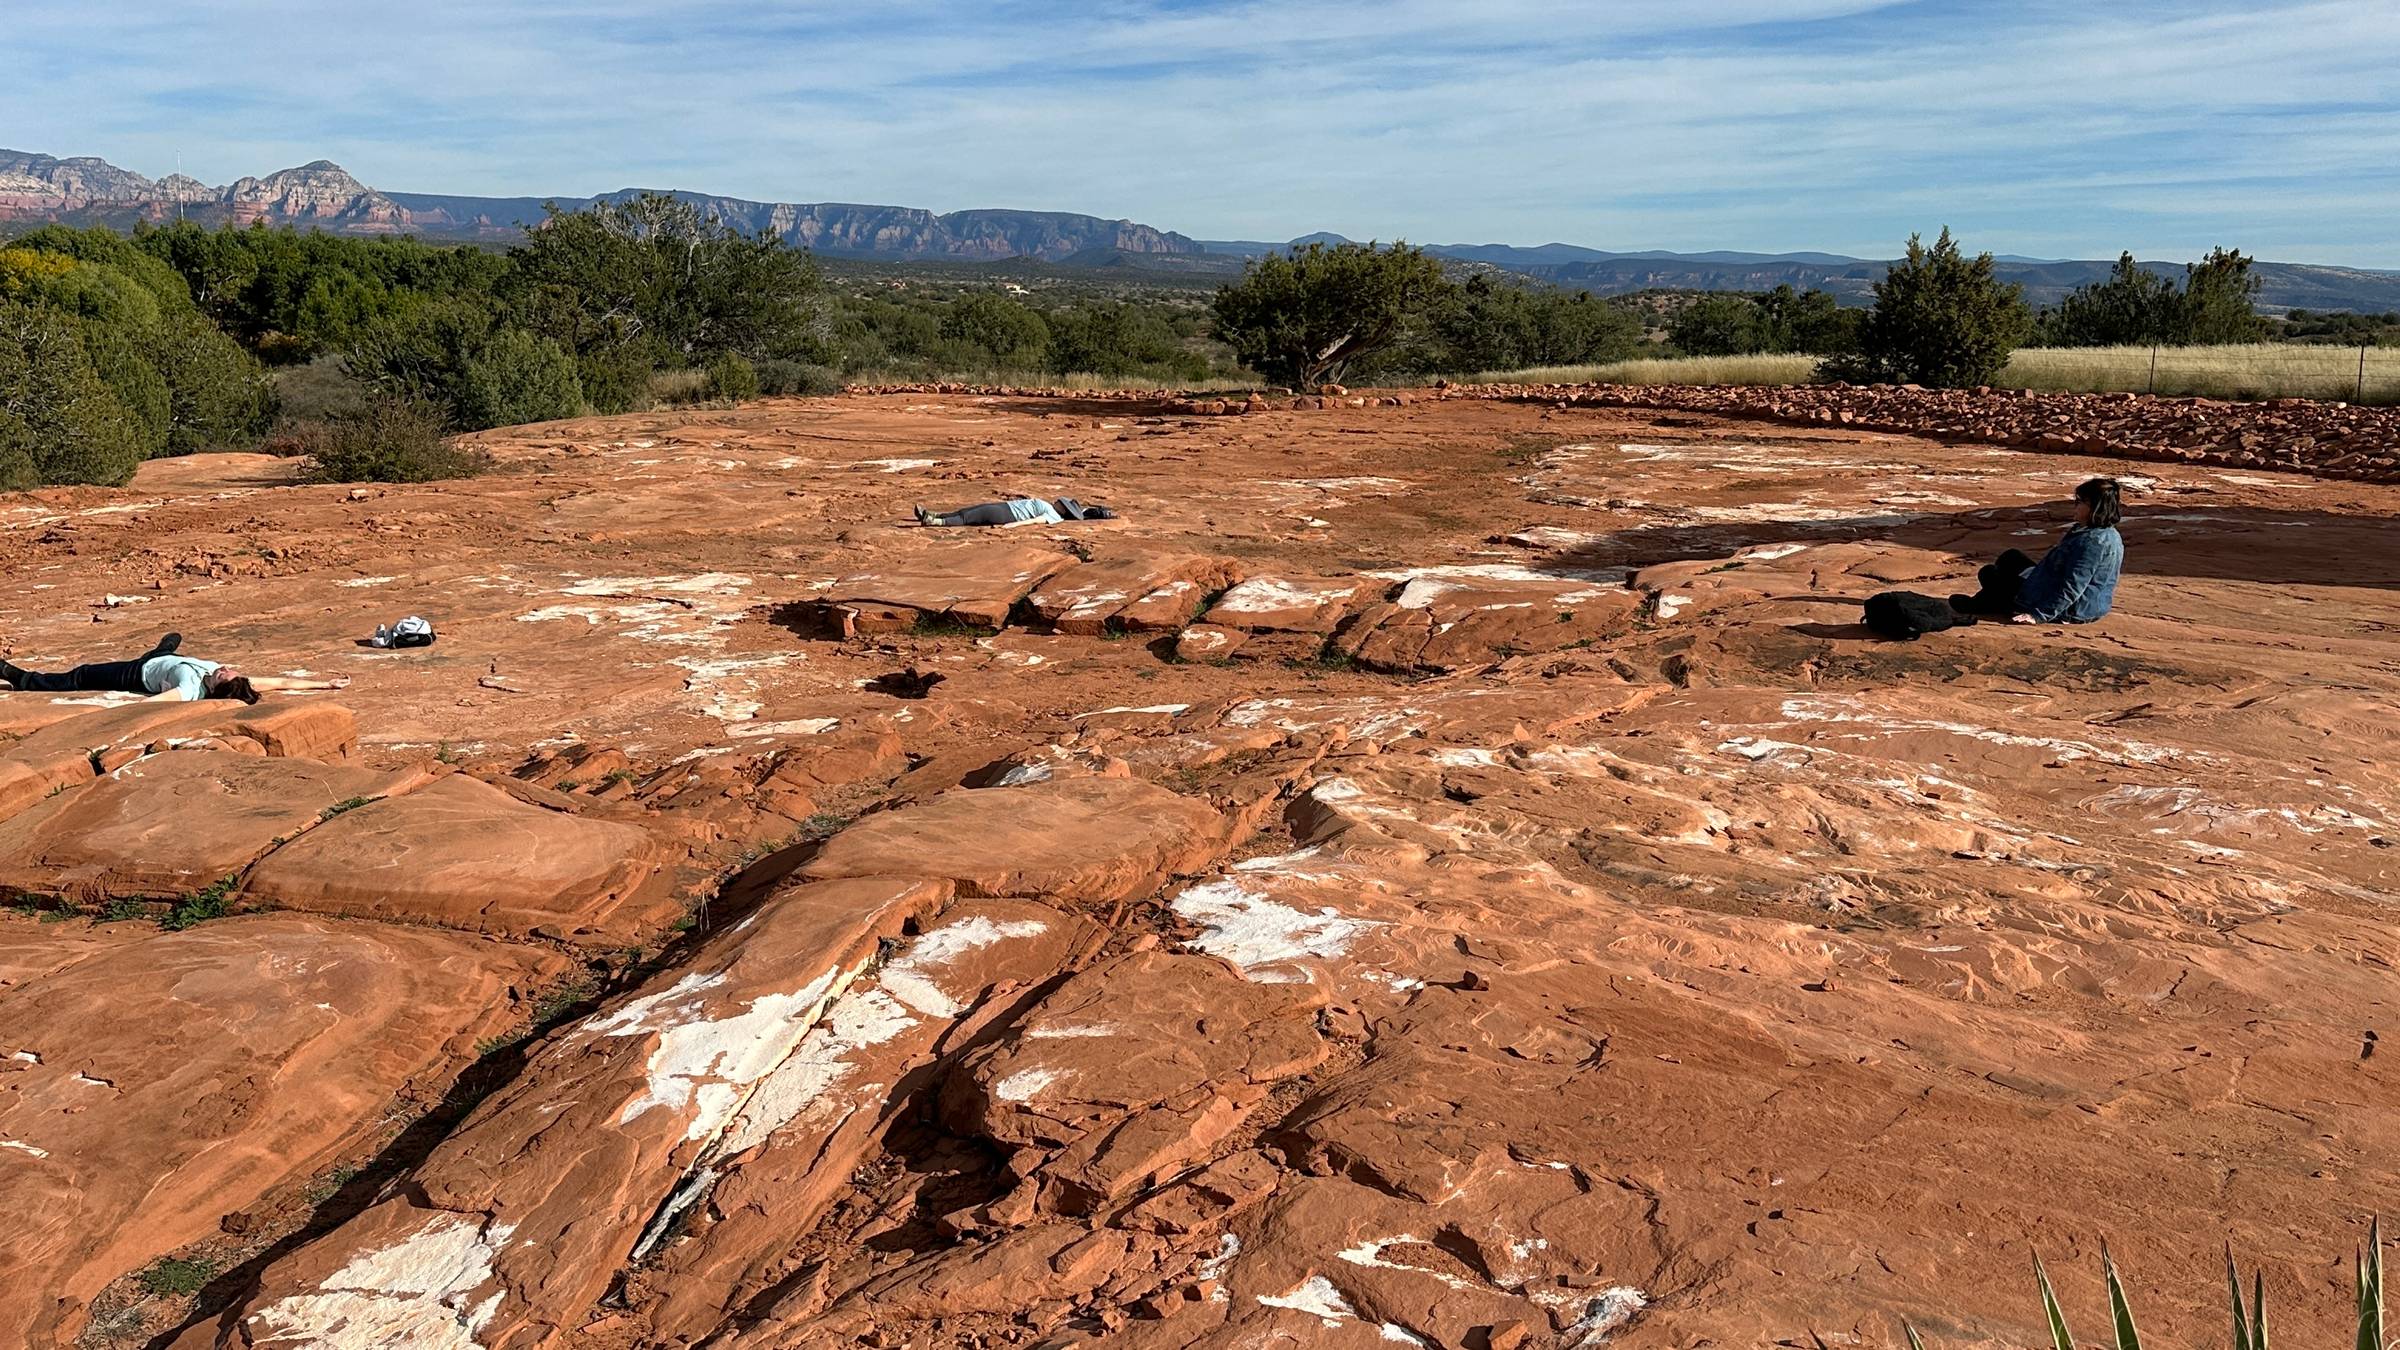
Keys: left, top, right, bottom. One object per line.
{"left": 2016, "top": 525, "right": 2123, "bottom": 623}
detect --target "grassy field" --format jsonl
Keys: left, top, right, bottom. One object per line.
{"left": 1473, "top": 344, "right": 2400, "bottom": 405}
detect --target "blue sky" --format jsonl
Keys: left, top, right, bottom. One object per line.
{"left": 7, "top": 1, "right": 2399, "bottom": 265}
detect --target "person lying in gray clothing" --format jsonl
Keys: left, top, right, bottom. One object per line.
{"left": 914, "top": 497, "right": 1118, "bottom": 527}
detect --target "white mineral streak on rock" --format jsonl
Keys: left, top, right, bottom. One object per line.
{"left": 584, "top": 965, "right": 849, "bottom": 1143}
{"left": 1171, "top": 877, "right": 1381, "bottom": 980}
{"left": 1213, "top": 577, "right": 1356, "bottom": 614}
{"left": 1257, "top": 1274, "right": 1357, "bottom": 1326}
{"left": 246, "top": 1216, "right": 518, "bottom": 1349}
{"left": 994, "top": 1067, "right": 1067, "bottom": 1102}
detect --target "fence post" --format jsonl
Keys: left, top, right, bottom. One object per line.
{"left": 2147, "top": 345, "right": 2158, "bottom": 394}
{"left": 2361, "top": 344, "right": 2371, "bottom": 404}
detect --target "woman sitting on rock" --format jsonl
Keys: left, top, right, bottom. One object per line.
{"left": 0, "top": 634, "right": 350, "bottom": 704}
{"left": 1956, "top": 477, "right": 2126, "bottom": 624}
{"left": 914, "top": 497, "right": 1118, "bottom": 527}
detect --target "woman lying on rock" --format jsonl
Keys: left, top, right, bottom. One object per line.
{"left": 914, "top": 496, "right": 1118, "bottom": 527}
{"left": 1955, "top": 477, "right": 2126, "bottom": 625}
{"left": 0, "top": 634, "right": 349, "bottom": 704}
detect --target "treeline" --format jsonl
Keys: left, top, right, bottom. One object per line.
{"left": 1663, "top": 286, "right": 1861, "bottom": 357}
{"left": 2035, "top": 249, "right": 2268, "bottom": 347}
{"left": 1209, "top": 244, "right": 1646, "bottom": 388}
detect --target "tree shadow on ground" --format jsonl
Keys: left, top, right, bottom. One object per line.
{"left": 1532, "top": 500, "right": 2400, "bottom": 591}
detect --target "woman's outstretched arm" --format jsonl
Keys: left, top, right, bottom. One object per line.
{"left": 245, "top": 675, "right": 352, "bottom": 693}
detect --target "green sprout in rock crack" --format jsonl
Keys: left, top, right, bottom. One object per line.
{"left": 138, "top": 1256, "right": 217, "bottom": 1297}
{"left": 318, "top": 796, "right": 373, "bottom": 822}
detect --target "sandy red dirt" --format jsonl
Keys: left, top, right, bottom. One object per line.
{"left": 2, "top": 391, "right": 2397, "bottom": 1348}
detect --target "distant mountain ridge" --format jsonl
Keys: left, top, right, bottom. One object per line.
{"left": 1197, "top": 235, "right": 2400, "bottom": 313}
{"left": 6, "top": 148, "right": 2399, "bottom": 310}
{"left": 0, "top": 149, "right": 1199, "bottom": 263}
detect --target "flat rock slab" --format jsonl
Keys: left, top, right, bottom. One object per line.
{"left": 189, "top": 876, "right": 944, "bottom": 1350}
{"left": 0, "top": 913, "right": 562, "bottom": 1345}
{"left": 1201, "top": 575, "right": 1368, "bottom": 634}
{"left": 948, "top": 949, "right": 1329, "bottom": 1213}
{"left": 801, "top": 776, "right": 1231, "bottom": 905}
{"left": 0, "top": 701, "right": 358, "bottom": 825}
{"left": 821, "top": 542, "right": 1076, "bottom": 633}
{"left": 1027, "top": 553, "right": 1243, "bottom": 635}
{"left": 1340, "top": 570, "right": 1642, "bottom": 672}
{"left": 241, "top": 773, "right": 662, "bottom": 939}
{"left": 0, "top": 750, "right": 408, "bottom": 900}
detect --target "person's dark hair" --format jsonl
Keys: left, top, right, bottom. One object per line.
{"left": 204, "top": 671, "right": 261, "bottom": 705}
{"left": 2076, "top": 477, "right": 2123, "bottom": 529}
{"left": 1087, "top": 504, "right": 1119, "bottom": 519}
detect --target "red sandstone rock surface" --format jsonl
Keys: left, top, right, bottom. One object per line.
{"left": 3, "top": 390, "right": 2398, "bottom": 1348}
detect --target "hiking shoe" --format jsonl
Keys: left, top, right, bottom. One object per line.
{"left": 146, "top": 632, "right": 183, "bottom": 658}
{"left": 1948, "top": 594, "right": 1976, "bottom": 613}
{"left": 913, "top": 505, "right": 935, "bottom": 527}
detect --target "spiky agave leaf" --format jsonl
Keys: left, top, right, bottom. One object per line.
{"left": 2036, "top": 1252, "right": 2077, "bottom": 1350}
{"left": 2360, "top": 1218, "right": 2384, "bottom": 1350}
{"left": 1903, "top": 1321, "right": 1929, "bottom": 1350}
{"left": 2252, "top": 1269, "right": 2268, "bottom": 1350}
{"left": 2230, "top": 1247, "right": 2252, "bottom": 1350}
{"left": 2102, "top": 1243, "right": 2144, "bottom": 1350}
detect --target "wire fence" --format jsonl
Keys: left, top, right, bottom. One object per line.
{"left": 2000, "top": 343, "right": 2400, "bottom": 405}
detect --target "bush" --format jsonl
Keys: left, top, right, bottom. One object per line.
{"left": 753, "top": 358, "right": 842, "bottom": 396}
{"left": 1213, "top": 241, "right": 1451, "bottom": 388}
{"left": 272, "top": 355, "right": 371, "bottom": 426}
{"left": 2041, "top": 253, "right": 2181, "bottom": 347}
{"left": 1668, "top": 294, "right": 1766, "bottom": 356}
{"left": 940, "top": 292, "right": 1050, "bottom": 369}
{"left": 1426, "top": 276, "right": 1642, "bottom": 374}
{"left": 2180, "top": 246, "right": 2270, "bottom": 344}
{"left": 0, "top": 301, "right": 149, "bottom": 488}
{"left": 705, "top": 352, "right": 760, "bottom": 402}
{"left": 149, "top": 308, "right": 273, "bottom": 452}
{"left": 647, "top": 367, "right": 714, "bottom": 406}
{"left": 1822, "top": 228, "right": 2032, "bottom": 387}
{"left": 576, "top": 344, "right": 655, "bottom": 415}
{"left": 458, "top": 328, "right": 584, "bottom": 428}
{"left": 299, "top": 396, "right": 490, "bottom": 483}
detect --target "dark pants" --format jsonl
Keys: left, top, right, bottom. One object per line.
{"left": 1963, "top": 548, "right": 2038, "bottom": 615}
{"left": 934, "top": 502, "right": 1021, "bottom": 527}
{"left": 2, "top": 656, "right": 149, "bottom": 693}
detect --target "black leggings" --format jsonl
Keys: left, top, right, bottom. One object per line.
{"left": 932, "top": 503, "right": 1023, "bottom": 527}
{"left": 1963, "top": 548, "right": 2038, "bottom": 614}
{"left": 2, "top": 656, "right": 150, "bottom": 694}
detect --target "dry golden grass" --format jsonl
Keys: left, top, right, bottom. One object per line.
{"left": 2001, "top": 344, "right": 2400, "bottom": 403}
{"left": 1469, "top": 344, "right": 2400, "bottom": 404}
{"left": 1469, "top": 354, "right": 1817, "bottom": 387}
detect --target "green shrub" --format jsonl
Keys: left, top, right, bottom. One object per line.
{"left": 1668, "top": 293, "right": 1767, "bottom": 357}
{"left": 0, "top": 301, "right": 149, "bottom": 488}
{"left": 149, "top": 308, "right": 273, "bottom": 453}
{"left": 139, "top": 1255, "right": 218, "bottom": 1297}
{"left": 458, "top": 328, "right": 584, "bottom": 428}
{"left": 753, "top": 357, "right": 842, "bottom": 396}
{"left": 940, "top": 292, "right": 1050, "bottom": 369}
{"left": 576, "top": 344, "right": 655, "bottom": 414}
{"left": 1212, "top": 241, "right": 1450, "bottom": 388}
{"left": 272, "top": 355, "right": 371, "bottom": 426}
{"left": 300, "top": 395, "right": 490, "bottom": 483}
{"left": 1821, "top": 227, "right": 2032, "bottom": 387}
{"left": 705, "top": 352, "right": 760, "bottom": 402}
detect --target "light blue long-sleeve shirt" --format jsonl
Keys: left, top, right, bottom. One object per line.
{"left": 2017, "top": 525, "right": 2123, "bottom": 623}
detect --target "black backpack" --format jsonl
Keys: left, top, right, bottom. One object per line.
{"left": 1863, "top": 591, "right": 1976, "bottom": 641}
